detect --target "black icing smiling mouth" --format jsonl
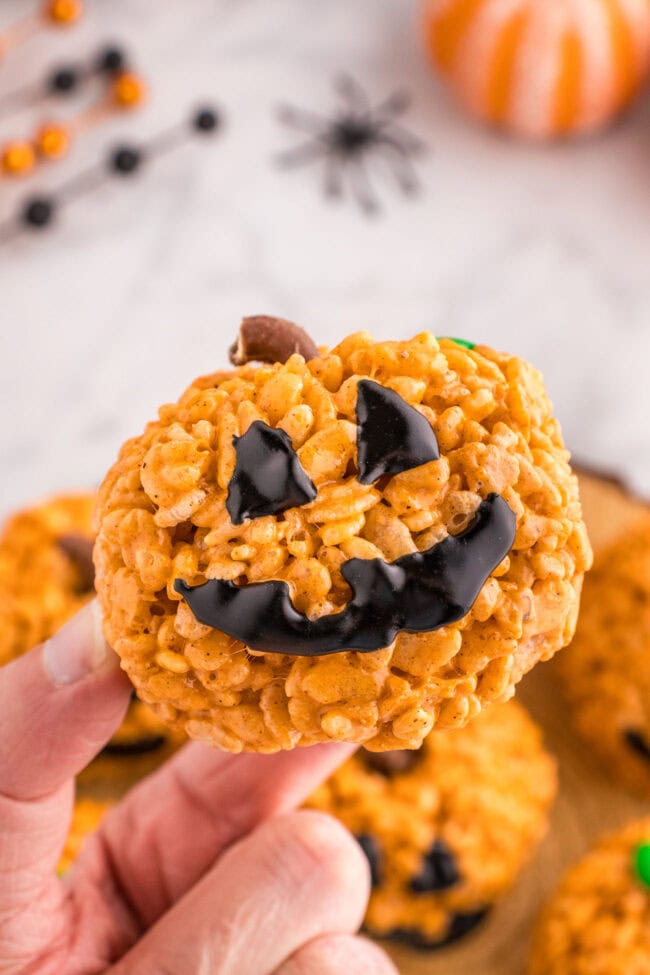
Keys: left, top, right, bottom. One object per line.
{"left": 174, "top": 375, "right": 516, "bottom": 657}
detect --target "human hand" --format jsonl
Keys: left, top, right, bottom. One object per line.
{"left": 0, "top": 602, "right": 396, "bottom": 975}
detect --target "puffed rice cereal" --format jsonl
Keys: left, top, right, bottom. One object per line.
{"left": 555, "top": 513, "right": 650, "bottom": 797}
{"left": 0, "top": 492, "right": 96, "bottom": 661}
{"left": 529, "top": 818, "right": 650, "bottom": 975}
{"left": 307, "top": 699, "right": 556, "bottom": 947}
{"left": 94, "top": 320, "right": 591, "bottom": 753}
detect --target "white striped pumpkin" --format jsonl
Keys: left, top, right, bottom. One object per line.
{"left": 422, "top": 0, "right": 650, "bottom": 138}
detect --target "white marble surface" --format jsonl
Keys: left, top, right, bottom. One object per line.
{"left": 2, "top": 0, "right": 650, "bottom": 518}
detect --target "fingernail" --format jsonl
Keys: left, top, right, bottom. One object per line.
{"left": 42, "top": 600, "right": 118, "bottom": 687}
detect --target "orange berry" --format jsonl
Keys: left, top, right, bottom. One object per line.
{"left": 2, "top": 141, "right": 36, "bottom": 176}
{"left": 35, "top": 123, "right": 70, "bottom": 160}
{"left": 111, "top": 72, "right": 146, "bottom": 110}
{"left": 44, "top": 0, "right": 83, "bottom": 24}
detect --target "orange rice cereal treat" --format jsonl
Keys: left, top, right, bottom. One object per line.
{"left": 94, "top": 316, "right": 591, "bottom": 753}
{"left": 555, "top": 515, "right": 650, "bottom": 797}
{"left": 57, "top": 798, "right": 112, "bottom": 876}
{"left": 308, "top": 700, "right": 556, "bottom": 948}
{"left": 0, "top": 492, "right": 97, "bottom": 661}
{"left": 529, "top": 818, "right": 650, "bottom": 975}
{"left": 0, "top": 493, "right": 182, "bottom": 769}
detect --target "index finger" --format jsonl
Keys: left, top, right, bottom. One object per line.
{"left": 73, "top": 737, "right": 356, "bottom": 932}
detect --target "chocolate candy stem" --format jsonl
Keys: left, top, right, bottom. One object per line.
{"left": 229, "top": 316, "right": 319, "bottom": 365}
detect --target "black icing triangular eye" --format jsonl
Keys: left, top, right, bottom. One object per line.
{"left": 356, "top": 379, "right": 439, "bottom": 484}
{"left": 226, "top": 420, "right": 317, "bottom": 524}
{"left": 409, "top": 838, "right": 460, "bottom": 893}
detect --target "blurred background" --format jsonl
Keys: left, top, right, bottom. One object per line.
{"left": 2, "top": 0, "right": 650, "bottom": 517}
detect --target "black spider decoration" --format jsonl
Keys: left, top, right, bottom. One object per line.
{"left": 277, "top": 76, "right": 426, "bottom": 214}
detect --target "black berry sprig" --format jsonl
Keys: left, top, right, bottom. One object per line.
{"left": 0, "top": 106, "right": 221, "bottom": 243}
{"left": 0, "top": 43, "right": 128, "bottom": 119}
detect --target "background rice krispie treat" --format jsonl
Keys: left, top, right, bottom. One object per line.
{"left": 555, "top": 514, "right": 650, "bottom": 797}
{"left": 95, "top": 318, "right": 591, "bottom": 753}
{"left": 0, "top": 492, "right": 97, "bottom": 662}
{"left": 307, "top": 700, "right": 557, "bottom": 948}
{"left": 0, "top": 494, "right": 183, "bottom": 776}
{"left": 529, "top": 817, "right": 650, "bottom": 975}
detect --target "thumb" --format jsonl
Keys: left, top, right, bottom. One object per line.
{"left": 0, "top": 601, "right": 131, "bottom": 970}
{"left": 0, "top": 599, "right": 131, "bottom": 801}
{"left": 0, "top": 601, "right": 131, "bottom": 967}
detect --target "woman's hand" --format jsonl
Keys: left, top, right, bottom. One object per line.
{"left": 0, "top": 602, "right": 396, "bottom": 975}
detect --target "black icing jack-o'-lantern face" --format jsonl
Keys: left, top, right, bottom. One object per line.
{"left": 174, "top": 369, "right": 516, "bottom": 658}
{"left": 352, "top": 822, "right": 488, "bottom": 949}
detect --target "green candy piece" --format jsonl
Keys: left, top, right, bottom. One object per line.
{"left": 633, "top": 842, "right": 650, "bottom": 889}
{"left": 439, "top": 336, "right": 476, "bottom": 350}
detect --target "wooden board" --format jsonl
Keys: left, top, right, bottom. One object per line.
{"left": 389, "top": 470, "right": 650, "bottom": 975}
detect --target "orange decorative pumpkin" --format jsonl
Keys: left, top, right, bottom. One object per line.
{"left": 422, "top": 0, "right": 650, "bottom": 139}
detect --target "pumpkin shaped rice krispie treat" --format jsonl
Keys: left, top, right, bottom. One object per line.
{"left": 555, "top": 513, "right": 650, "bottom": 797}
{"left": 0, "top": 492, "right": 97, "bottom": 661}
{"left": 0, "top": 493, "right": 182, "bottom": 771}
{"left": 94, "top": 317, "right": 591, "bottom": 753}
{"left": 529, "top": 818, "right": 650, "bottom": 975}
{"left": 307, "top": 699, "right": 557, "bottom": 948}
